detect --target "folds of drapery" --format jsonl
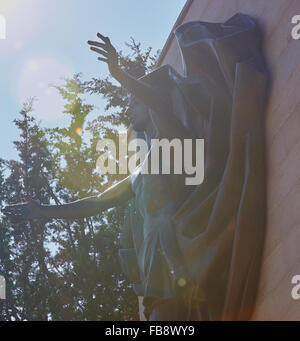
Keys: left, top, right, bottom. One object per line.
{"left": 119, "top": 13, "right": 269, "bottom": 320}
{"left": 172, "top": 59, "right": 267, "bottom": 320}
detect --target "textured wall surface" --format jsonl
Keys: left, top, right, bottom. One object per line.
{"left": 158, "top": 0, "right": 300, "bottom": 320}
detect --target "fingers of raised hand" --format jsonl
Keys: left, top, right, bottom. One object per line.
{"left": 97, "top": 57, "right": 108, "bottom": 63}
{"left": 87, "top": 41, "right": 106, "bottom": 49}
{"left": 96, "top": 33, "right": 110, "bottom": 44}
{"left": 90, "top": 46, "right": 108, "bottom": 58}
{"left": 88, "top": 34, "right": 117, "bottom": 66}
{"left": 89, "top": 47, "right": 108, "bottom": 63}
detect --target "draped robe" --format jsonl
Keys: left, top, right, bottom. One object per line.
{"left": 119, "top": 13, "right": 269, "bottom": 321}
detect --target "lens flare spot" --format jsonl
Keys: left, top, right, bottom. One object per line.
{"left": 177, "top": 278, "right": 187, "bottom": 287}
{"left": 75, "top": 127, "right": 83, "bottom": 135}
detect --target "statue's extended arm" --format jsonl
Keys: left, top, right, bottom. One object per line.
{"left": 87, "top": 34, "right": 189, "bottom": 138}
{"left": 2, "top": 176, "right": 134, "bottom": 221}
{"left": 88, "top": 34, "right": 169, "bottom": 116}
{"left": 41, "top": 176, "right": 134, "bottom": 219}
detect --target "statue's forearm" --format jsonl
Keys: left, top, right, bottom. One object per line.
{"left": 40, "top": 196, "right": 104, "bottom": 220}
{"left": 111, "top": 66, "right": 170, "bottom": 116}
{"left": 40, "top": 176, "right": 135, "bottom": 220}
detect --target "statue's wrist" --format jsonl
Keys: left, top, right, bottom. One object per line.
{"left": 39, "top": 204, "right": 56, "bottom": 219}
{"left": 109, "top": 63, "right": 120, "bottom": 78}
{"left": 39, "top": 205, "right": 47, "bottom": 218}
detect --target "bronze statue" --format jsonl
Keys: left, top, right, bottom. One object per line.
{"left": 3, "top": 13, "right": 269, "bottom": 321}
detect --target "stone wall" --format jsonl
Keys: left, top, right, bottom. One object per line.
{"left": 157, "top": 0, "right": 300, "bottom": 320}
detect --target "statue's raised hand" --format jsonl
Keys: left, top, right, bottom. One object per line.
{"left": 2, "top": 199, "right": 42, "bottom": 223}
{"left": 88, "top": 33, "right": 119, "bottom": 75}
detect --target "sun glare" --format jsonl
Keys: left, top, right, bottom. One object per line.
{"left": 0, "top": 1, "right": 74, "bottom": 121}
{"left": 0, "top": 0, "right": 23, "bottom": 17}
{"left": 18, "top": 58, "right": 73, "bottom": 121}
{"left": 0, "top": 0, "right": 49, "bottom": 57}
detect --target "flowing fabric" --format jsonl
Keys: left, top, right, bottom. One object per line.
{"left": 119, "top": 13, "right": 269, "bottom": 320}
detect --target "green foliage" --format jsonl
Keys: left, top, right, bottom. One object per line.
{"left": 0, "top": 40, "right": 158, "bottom": 320}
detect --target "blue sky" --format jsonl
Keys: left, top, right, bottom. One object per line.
{"left": 0, "top": 0, "right": 186, "bottom": 160}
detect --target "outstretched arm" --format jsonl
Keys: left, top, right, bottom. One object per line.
{"left": 87, "top": 34, "right": 170, "bottom": 117}
{"left": 3, "top": 176, "right": 134, "bottom": 221}
{"left": 41, "top": 176, "right": 134, "bottom": 219}
{"left": 88, "top": 34, "right": 191, "bottom": 138}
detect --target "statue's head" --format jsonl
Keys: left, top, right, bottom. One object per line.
{"left": 126, "top": 95, "right": 150, "bottom": 132}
